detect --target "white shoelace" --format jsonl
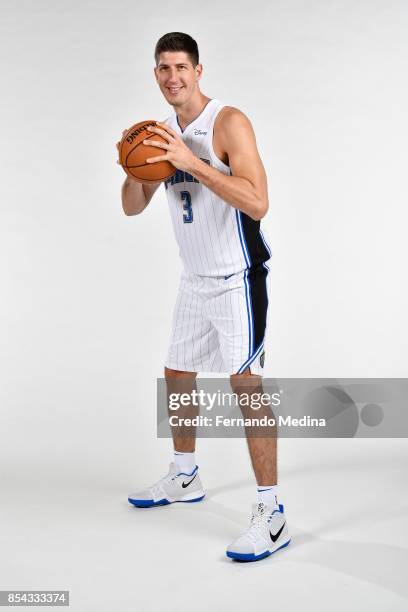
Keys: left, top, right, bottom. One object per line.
{"left": 242, "top": 502, "right": 278, "bottom": 543}
{"left": 245, "top": 513, "right": 270, "bottom": 543}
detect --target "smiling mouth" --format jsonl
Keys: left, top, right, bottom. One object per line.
{"left": 167, "top": 86, "right": 184, "bottom": 94}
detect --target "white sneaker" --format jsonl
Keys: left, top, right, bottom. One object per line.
{"left": 128, "top": 463, "right": 205, "bottom": 508}
{"left": 226, "top": 502, "right": 291, "bottom": 561}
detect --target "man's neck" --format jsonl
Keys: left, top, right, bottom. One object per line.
{"left": 175, "top": 93, "right": 211, "bottom": 131}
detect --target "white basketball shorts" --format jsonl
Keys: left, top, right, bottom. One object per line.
{"left": 165, "top": 264, "right": 269, "bottom": 375}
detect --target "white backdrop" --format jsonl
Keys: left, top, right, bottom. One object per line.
{"left": 1, "top": 1, "right": 407, "bottom": 610}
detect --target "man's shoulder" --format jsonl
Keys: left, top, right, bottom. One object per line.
{"left": 215, "top": 106, "right": 253, "bottom": 134}
{"left": 218, "top": 105, "right": 248, "bottom": 121}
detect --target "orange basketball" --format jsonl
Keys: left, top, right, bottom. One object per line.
{"left": 118, "top": 120, "right": 176, "bottom": 183}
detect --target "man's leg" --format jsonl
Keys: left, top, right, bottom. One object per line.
{"left": 127, "top": 367, "right": 205, "bottom": 507}
{"left": 230, "top": 368, "right": 277, "bottom": 487}
{"left": 165, "top": 366, "right": 198, "bottom": 454}
{"left": 226, "top": 368, "right": 290, "bottom": 561}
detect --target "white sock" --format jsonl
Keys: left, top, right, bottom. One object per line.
{"left": 257, "top": 485, "right": 279, "bottom": 509}
{"left": 173, "top": 451, "right": 196, "bottom": 475}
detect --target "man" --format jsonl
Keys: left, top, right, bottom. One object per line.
{"left": 121, "top": 32, "right": 290, "bottom": 562}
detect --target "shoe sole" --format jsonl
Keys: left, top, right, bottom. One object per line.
{"left": 128, "top": 494, "right": 206, "bottom": 508}
{"left": 226, "top": 538, "right": 291, "bottom": 562}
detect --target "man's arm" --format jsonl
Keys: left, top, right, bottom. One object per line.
{"left": 121, "top": 178, "right": 160, "bottom": 216}
{"left": 143, "top": 110, "right": 269, "bottom": 221}
{"left": 191, "top": 109, "right": 268, "bottom": 220}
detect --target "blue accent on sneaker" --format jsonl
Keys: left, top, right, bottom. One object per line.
{"left": 269, "top": 504, "right": 284, "bottom": 516}
{"left": 177, "top": 465, "right": 199, "bottom": 477}
{"left": 128, "top": 498, "right": 170, "bottom": 508}
{"left": 128, "top": 493, "right": 205, "bottom": 508}
{"left": 226, "top": 539, "right": 291, "bottom": 562}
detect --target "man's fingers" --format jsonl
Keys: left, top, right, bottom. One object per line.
{"left": 146, "top": 154, "right": 169, "bottom": 163}
{"left": 143, "top": 139, "right": 169, "bottom": 150}
{"left": 146, "top": 125, "right": 174, "bottom": 141}
{"left": 156, "top": 122, "right": 177, "bottom": 138}
{"left": 116, "top": 128, "right": 129, "bottom": 150}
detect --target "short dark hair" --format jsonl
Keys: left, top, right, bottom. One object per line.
{"left": 155, "top": 32, "right": 199, "bottom": 67}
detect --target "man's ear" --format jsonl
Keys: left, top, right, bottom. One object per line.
{"left": 195, "top": 63, "right": 203, "bottom": 81}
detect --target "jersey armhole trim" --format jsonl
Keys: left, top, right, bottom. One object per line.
{"left": 209, "top": 105, "right": 231, "bottom": 173}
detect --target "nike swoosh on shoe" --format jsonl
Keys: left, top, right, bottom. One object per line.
{"left": 182, "top": 473, "right": 198, "bottom": 488}
{"left": 270, "top": 521, "right": 286, "bottom": 543}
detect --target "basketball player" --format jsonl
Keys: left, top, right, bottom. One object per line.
{"left": 121, "top": 32, "right": 290, "bottom": 561}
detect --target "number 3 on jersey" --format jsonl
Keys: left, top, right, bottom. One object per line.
{"left": 181, "top": 190, "right": 193, "bottom": 223}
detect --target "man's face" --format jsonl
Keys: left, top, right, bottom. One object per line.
{"left": 154, "top": 51, "right": 202, "bottom": 106}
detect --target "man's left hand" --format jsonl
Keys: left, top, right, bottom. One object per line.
{"left": 143, "top": 123, "right": 196, "bottom": 173}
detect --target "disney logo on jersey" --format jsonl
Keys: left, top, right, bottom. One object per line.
{"left": 126, "top": 122, "right": 156, "bottom": 144}
{"left": 193, "top": 129, "right": 207, "bottom": 136}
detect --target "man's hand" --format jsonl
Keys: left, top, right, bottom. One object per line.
{"left": 116, "top": 129, "right": 128, "bottom": 165}
{"left": 143, "top": 123, "right": 196, "bottom": 173}
{"left": 117, "top": 127, "right": 162, "bottom": 215}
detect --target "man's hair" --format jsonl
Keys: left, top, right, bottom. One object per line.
{"left": 155, "top": 32, "right": 199, "bottom": 67}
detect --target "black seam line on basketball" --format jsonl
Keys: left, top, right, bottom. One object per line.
{"left": 181, "top": 473, "right": 197, "bottom": 488}
{"left": 124, "top": 131, "right": 157, "bottom": 168}
{"left": 270, "top": 521, "right": 286, "bottom": 543}
{"left": 123, "top": 130, "right": 156, "bottom": 166}
{"left": 125, "top": 162, "right": 157, "bottom": 169}
{"left": 123, "top": 131, "right": 156, "bottom": 166}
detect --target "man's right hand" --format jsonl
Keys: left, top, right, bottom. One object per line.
{"left": 117, "top": 128, "right": 162, "bottom": 215}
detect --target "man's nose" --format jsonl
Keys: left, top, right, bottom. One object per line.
{"left": 167, "top": 68, "right": 179, "bottom": 83}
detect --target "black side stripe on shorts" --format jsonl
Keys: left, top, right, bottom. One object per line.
{"left": 240, "top": 213, "right": 270, "bottom": 269}
{"left": 241, "top": 212, "right": 270, "bottom": 352}
{"left": 248, "top": 263, "right": 269, "bottom": 351}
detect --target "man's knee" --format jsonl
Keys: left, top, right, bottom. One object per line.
{"left": 164, "top": 367, "right": 197, "bottom": 380}
{"left": 230, "top": 368, "right": 262, "bottom": 394}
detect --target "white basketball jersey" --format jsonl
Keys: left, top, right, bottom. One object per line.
{"left": 164, "top": 99, "right": 271, "bottom": 277}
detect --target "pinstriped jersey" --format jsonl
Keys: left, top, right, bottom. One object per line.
{"left": 164, "top": 99, "right": 271, "bottom": 277}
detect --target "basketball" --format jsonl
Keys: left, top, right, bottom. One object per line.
{"left": 118, "top": 120, "right": 176, "bottom": 183}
